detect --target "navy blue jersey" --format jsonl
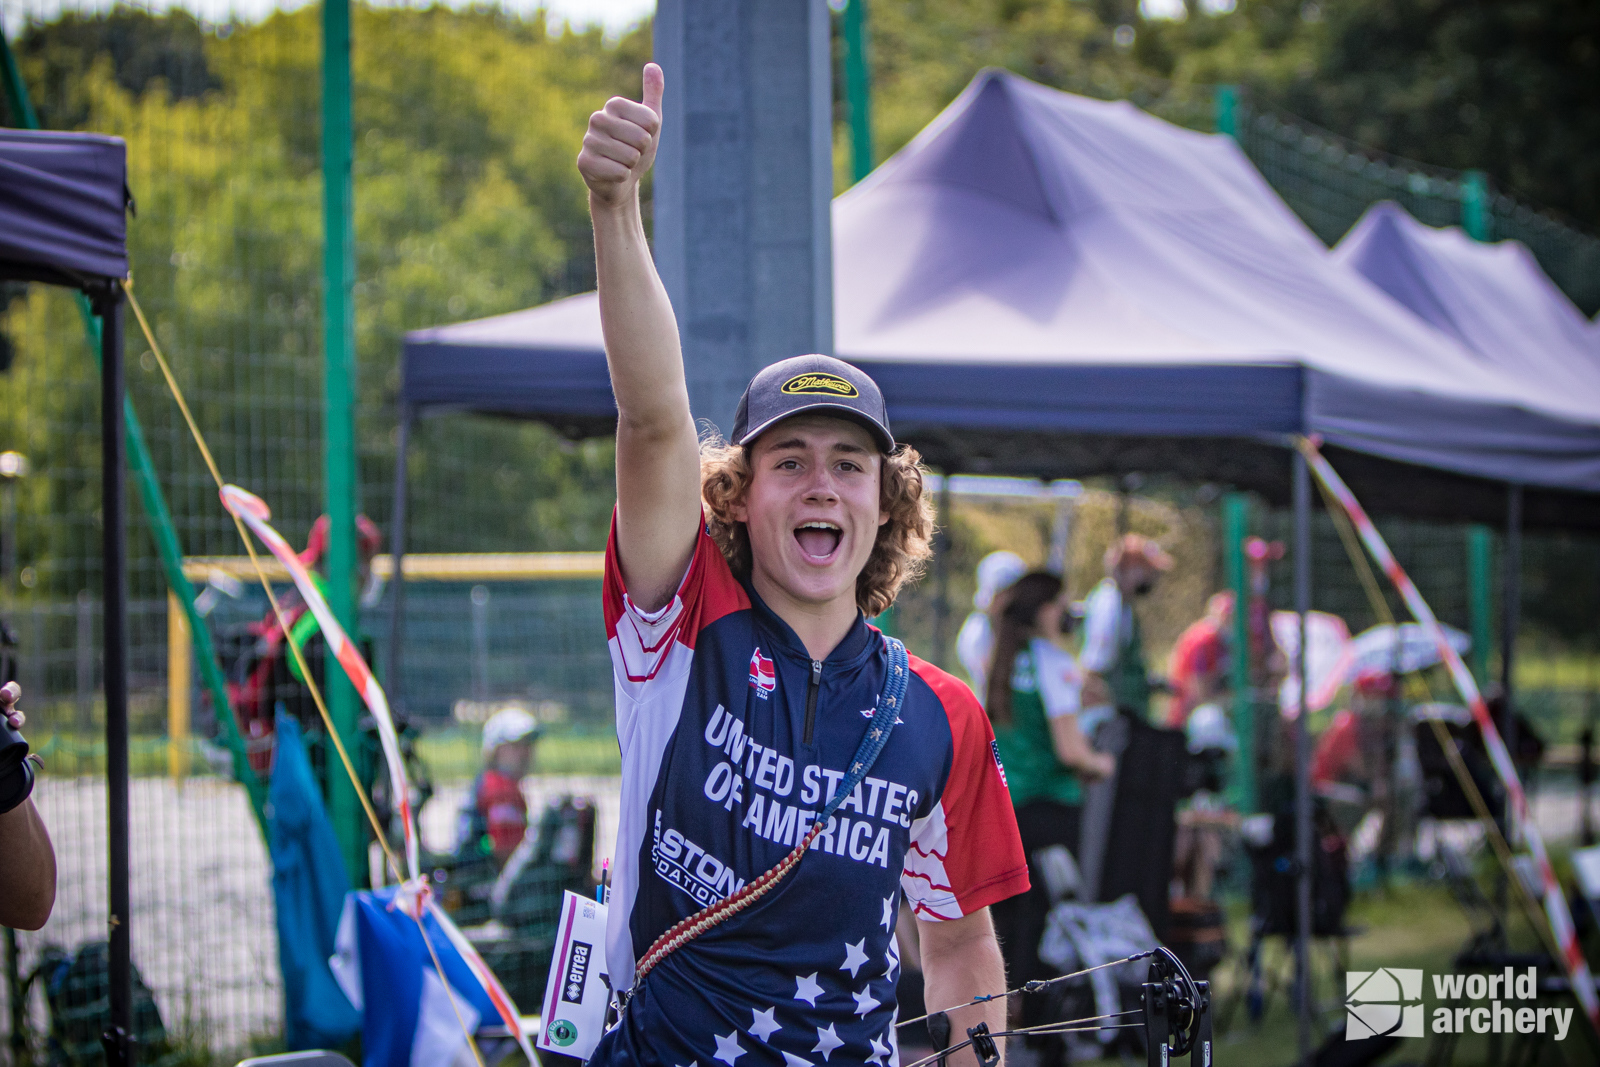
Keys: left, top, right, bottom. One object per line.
{"left": 596, "top": 520, "right": 1028, "bottom": 1065}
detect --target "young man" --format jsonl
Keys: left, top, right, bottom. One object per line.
{"left": 577, "top": 65, "right": 1028, "bottom": 1064}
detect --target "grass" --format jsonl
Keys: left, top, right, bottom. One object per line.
{"left": 416, "top": 728, "right": 621, "bottom": 780}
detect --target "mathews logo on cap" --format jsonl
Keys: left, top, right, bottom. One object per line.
{"left": 781, "top": 372, "right": 858, "bottom": 398}
{"left": 732, "top": 354, "right": 894, "bottom": 453}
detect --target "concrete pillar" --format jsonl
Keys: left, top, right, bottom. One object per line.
{"left": 654, "top": 0, "right": 835, "bottom": 438}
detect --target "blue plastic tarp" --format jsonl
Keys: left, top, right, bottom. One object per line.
{"left": 402, "top": 70, "right": 1600, "bottom": 494}
{"left": 0, "top": 128, "right": 129, "bottom": 286}
{"left": 267, "top": 714, "right": 361, "bottom": 1050}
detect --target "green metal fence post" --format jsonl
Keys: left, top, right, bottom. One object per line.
{"left": 1223, "top": 492, "right": 1255, "bottom": 811}
{"left": 842, "top": 0, "right": 874, "bottom": 183}
{"left": 0, "top": 28, "right": 40, "bottom": 129}
{"left": 2, "top": 24, "right": 265, "bottom": 827}
{"left": 322, "top": 0, "right": 364, "bottom": 883}
{"left": 1467, "top": 525, "right": 1494, "bottom": 687}
{"left": 1462, "top": 169, "right": 1492, "bottom": 242}
{"left": 1214, "top": 84, "right": 1238, "bottom": 139}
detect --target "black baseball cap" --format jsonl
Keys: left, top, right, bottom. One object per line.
{"left": 731, "top": 354, "right": 895, "bottom": 453}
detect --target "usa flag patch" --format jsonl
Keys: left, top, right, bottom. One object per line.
{"left": 749, "top": 647, "right": 776, "bottom": 698}
{"left": 991, "top": 739, "right": 1009, "bottom": 788}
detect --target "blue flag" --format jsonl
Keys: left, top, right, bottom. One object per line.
{"left": 330, "top": 887, "right": 499, "bottom": 1067}
{"left": 267, "top": 713, "right": 361, "bottom": 1049}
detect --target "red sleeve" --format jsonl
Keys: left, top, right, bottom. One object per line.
{"left": 603, "top": 509, "right": 748, "bottom": 683}
{"left": 903, "top": 656, "right": 1029, "bottom": 920}
{"left": 1311, "top": 710, "right": 1361, "bottom": 785}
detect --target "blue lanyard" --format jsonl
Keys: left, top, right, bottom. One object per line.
{"left": 818, "top": 636, "right": 909, "bottom": 825}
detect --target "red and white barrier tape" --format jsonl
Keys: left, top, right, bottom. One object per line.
{"left": 1300, "top": 441, "right": 1598, "bottom": 1030}
{"left": 222, "top": 485, "right": 536, "bottom": 1063}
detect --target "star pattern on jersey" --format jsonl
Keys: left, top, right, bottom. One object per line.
{"left": 794, "top": 972, "right": 823, "bottom": 1007}
{"left": 841, "top": 939, "right": 870, "bottom": 978}
{"left": 867, "top": 1034, "right": 891, "bottom": 1066}
{"left": 603, "top": 534, "right": 1032, "bottom": 1067}
{"left": 749, "top": 1006, "right": 781, "bottom": 1043}
{"left": 713, "top": 1030, "right": 745, "bottom": 1066}
{"left": 812, "top": 1022, "right": 845, "bottom": 1062}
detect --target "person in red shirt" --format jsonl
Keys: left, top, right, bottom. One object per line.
{"left": 1166, "top": 591, "right": 1234, "bottom": 728}
{"left": 457, "top": 707, "right": 541, "bottom": 867}
{"left": 1310, "top": 670, "right": 1394, "bottom": 790}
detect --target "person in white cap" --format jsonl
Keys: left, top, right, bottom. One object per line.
{"left": 454, "top": 707, "right": 541, "bottom": 868}
{"left": 956, "top": 550, "right": 1027, "bottom": 699}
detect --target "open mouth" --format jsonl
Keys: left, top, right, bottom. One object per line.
{"left": 794, "top": 521, "right": 843, "bottom": 562}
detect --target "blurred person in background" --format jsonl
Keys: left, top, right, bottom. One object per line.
{"left": 1166, "top": 591, "right": 1234, "bottom": 728}
{"left": 0, "top": 682, "right": 54, "bottom": 929}
{"left": 1310, "top": 669, "right": 1405, "bottom": 859}
{"left": 984, "top": 572, "right": 1114, "bottom": 1064}
{"left": 1080, "top": 534, "right": 1173, "bottom": 721}
{"left": 956, "top": 550, "right": 1027, "bottom": 699}
{"left": 1310, "top": 670, "right": 1393, "bottom": 797}
{"left": 455, "top": 707, "right": 541, "bottom": 868}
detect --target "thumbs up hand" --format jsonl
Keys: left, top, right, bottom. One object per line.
{"left": 578, "top": 63, "right": 665, "bottom": 206}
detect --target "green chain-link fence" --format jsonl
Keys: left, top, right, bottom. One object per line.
{"left": 1231, "top": 94, "right": 1600, "bottom": 314}
{"left": 1, "top": 4, "right": 1597, "bottom": 1060}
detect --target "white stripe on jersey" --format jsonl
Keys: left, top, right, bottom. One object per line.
{"left": 901, "top": 801, "right": 961, "bottom": 920}
{"left": 606, "top": 626, "right": 695, "bottom": 990}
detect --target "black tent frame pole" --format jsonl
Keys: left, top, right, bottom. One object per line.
{"left": 932, "top": 476, "right": 951, "bottom": 668}
{"left": 1501, "top": 482, "right": 1522, "bottom": 824}
{"left": 386, "top": 405, "right": 413, "bottom": 707}
{"left": 1292, "top": 448, "right": 1313, "bottom": 1067}
{"left": 96, "top": 283, "right": 132, "bottom": 1067}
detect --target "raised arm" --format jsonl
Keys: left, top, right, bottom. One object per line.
{"left": 577, "top": 63, "right": 701, "bottom": 612}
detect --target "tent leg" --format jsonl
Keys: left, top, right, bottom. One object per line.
{"left": 1501, "top": 483, "right": 1522, "bottom": 825}
{"left": 1467, "top": 526, "right": 1493, "bottom": 687}
{"left": 96, "top": 286, "right": 132, "bottom": 1067}
{"left": 387, "top": 406, "right": 412, "bottom": 707}
{"left": 932, "top": 477, "right": 951, "bottom": 668}
{"left": 1223, "top": 492, "right": 1255, "bottom": 812}
{"left": 1292, "top": 448, "right": 1313, "bottom": 1067}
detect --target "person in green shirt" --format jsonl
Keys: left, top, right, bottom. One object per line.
{"left": 984, "top": 571, "right": 1115, "bottom": 1065}
{"left": 1080, "top": 533, "right": 1173, "bottom": 721}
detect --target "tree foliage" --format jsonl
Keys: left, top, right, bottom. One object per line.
{"left": 1275, "top": 0, "right": 1600, "bottom": 234}
{"left": 2, "top": 7, "right": 650, "bottom": 598}
{"left": 2, "top": 1, "right": 1594, "bottom": 601}
{"left": 853, "top": 0, "right": 1600, "bottom": 237}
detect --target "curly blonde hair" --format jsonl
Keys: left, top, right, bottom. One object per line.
{"left": 700, "top": 435, "right": 935, "bottom": 618}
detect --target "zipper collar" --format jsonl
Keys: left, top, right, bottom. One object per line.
{"left": 741, "top": 579, "right": 876, "bottom": 668}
